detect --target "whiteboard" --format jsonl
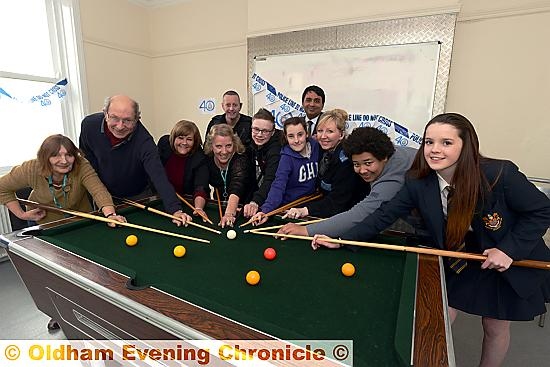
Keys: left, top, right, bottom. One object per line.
{"left": 252, "top": 42, "right": 440, "bottom": 148}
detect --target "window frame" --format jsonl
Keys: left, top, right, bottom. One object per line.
{"left": 0, "top": 0, "right": 88, "bottom": 175}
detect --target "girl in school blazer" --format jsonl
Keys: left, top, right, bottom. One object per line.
{"left": 312, "top": 113, "right": 550, "bottom": 367}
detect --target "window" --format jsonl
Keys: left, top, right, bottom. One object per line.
{"left": 0, "top": 0, "right": 87, "bottom": 174}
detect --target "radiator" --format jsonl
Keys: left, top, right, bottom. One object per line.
{"left": 0, "top": 205, "right": 12, "bottom": 234}
{"left": 0, "top": 206, "right": 10, "bottom": 260}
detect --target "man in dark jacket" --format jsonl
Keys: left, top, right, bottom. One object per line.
{"left": 205, "top": 90, "right": 252, "bottom": 146}
{"left": 79, "top": 95, "right": 190, "bottom": 225}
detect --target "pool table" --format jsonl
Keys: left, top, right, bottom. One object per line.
{"left": 1, "top": 199, "right": 454, "bottom": 366}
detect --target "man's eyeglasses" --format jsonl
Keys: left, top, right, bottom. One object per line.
{"left": 252, "top": 127, "right": 274, "bottom": 135}
{"left": 106, "top": 114, "right": 136, "bottom": 126}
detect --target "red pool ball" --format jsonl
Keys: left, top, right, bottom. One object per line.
{"left": 263, "top": 247, "right": 277, "bottom": 261}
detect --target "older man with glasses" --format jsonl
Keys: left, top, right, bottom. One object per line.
{"left": 79, "top": 95, "right": 191, "bottom": 226}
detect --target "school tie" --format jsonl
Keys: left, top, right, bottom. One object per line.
{"left": 445, "top": 186, "right": 468, "bottom": 274}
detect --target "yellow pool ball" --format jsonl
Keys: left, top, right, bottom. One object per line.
{"left": 246, "top": 270, "right": 261, "bottom": 285}
{"left": 341, "top": 263, "right": 356, "bottom": 277}
{"left": 125, "top": 235, "right": 138, "bottom": 246}
{"left": 173, "top": 245, "right": 186, "bottom": 258}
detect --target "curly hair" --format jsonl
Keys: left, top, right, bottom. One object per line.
{"left": 203, "top": 124, "right": 245, "bottom": 156}
{"left": 342, "top": 127, "right": 395, "bottom": 160}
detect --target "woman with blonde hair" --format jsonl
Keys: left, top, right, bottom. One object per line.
{"left": 284, "top": 109, "right": 366, "bottom": 219}
{"left": 204, "top": 124, "right": 253, "bottom": 227}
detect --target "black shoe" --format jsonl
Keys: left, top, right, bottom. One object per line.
{"left": 47, "top": 319, "right": 60, "bottom": 331}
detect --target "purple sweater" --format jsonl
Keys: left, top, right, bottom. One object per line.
{"left": 260, "top": 139, "right": 320, "bottom": 214}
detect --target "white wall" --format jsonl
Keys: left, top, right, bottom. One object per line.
{"left": 79, "top": 0, "right": 550, "bottom": 178}
{"left": 80, "top": 0, "right": 153, "bottom": 123}
{"left": 148, "top": 0, "right": 248, "bottom": 139}
{"left": 447, "top": 5, "right": 550, "bottom": 177}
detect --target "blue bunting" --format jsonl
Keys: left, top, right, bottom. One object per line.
{"left": 0, "top": 78, "right": 68, "bottom": 107}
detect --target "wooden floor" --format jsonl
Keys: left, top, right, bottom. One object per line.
{"left": 0, "top": 258, "right": 548, "bottom": 366}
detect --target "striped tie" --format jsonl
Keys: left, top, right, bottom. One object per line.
{"left": 449, "top": 242, "right": 468, "bottom": 274}
{"left": 307, "top": 120, "right": 313, "bottom": 135}
{"left": 446, "top": 186, "right": 468, "bottom": 274}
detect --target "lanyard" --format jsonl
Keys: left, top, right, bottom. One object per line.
{"left": 219, "top": 155, "right": 234, "bottom": 199}
{"left": 220, "top": 168, "right": 229, "bottom": 198}
{"left": 48, "top": 174, "right": 68, "bottom": 209}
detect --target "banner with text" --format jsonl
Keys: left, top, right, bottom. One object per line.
{"left": 0, "top": 78, "right": 68, "bottom": 107}
{"left": 0, "top": 339, "right": 353, "bottom": 367}
{"left": 251, "top": 73, "right": 422, "bottom": 148}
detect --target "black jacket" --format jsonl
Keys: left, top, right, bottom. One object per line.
{"left": 345, "top": 159, "right": 550, "bottom": 319}
{"left": 206, "top": 153, "right": 253, "bottom": 203}
{"left": 247, "top": 130, "right": 282, "bottom": 205}
{"left": 157, "top": 135, "right": 209, "bottom": 199}
{"left": 299, "top": 113, "right": 324, "bottom": 136}
{"left": 205, "top": 113, "right": 252, "bottom": 146}
{"left": 307, "top": 144, "right": 363, "bottom": 217}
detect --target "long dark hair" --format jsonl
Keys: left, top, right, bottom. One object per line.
{"left": 410, "top": 113, "right": 487, "bottom": 248}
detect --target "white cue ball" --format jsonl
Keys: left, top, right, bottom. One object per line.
{"left": 226, "top": 230, "right": 237, "bottom": 240}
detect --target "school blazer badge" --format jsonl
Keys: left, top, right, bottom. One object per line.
{"left": 482, "top": 212, "right": 502, "bottom": 231}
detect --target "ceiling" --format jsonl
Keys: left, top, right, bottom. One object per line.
{"left": 127, "top": 0, "right": 191, "bottom": 8}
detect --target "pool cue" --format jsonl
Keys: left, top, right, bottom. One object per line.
{"left": 115, "top": 197, "right": 221, "bottom": 235}
{"left": 267, "top": 192, "right": 322, "bottom": 215}
{"left": 18, "top": 198, "right": 210, "bottom": 244}
{"left": 176, "top": 193, "right": 214, "bottom": 225}
{"left": 239, "top": 193, "right": 322, "bottom": 228}
{"left": 248, "top": 230, "right": 550, "bottom": 270}
{"left": 243, "top": 218, "right": 326, "bottom": 233}
{"left": 215, "top": 188, "right": 223, "bottom": 221}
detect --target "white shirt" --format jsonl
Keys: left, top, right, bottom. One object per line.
{"left": 436, "top": 173, "right": 452, "bottom": 218}
{"left": 437, "top": 173, "right": 473, "bottom": 231}
{"left": 306, "top": 114, "right": 321, "bottom": 134}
